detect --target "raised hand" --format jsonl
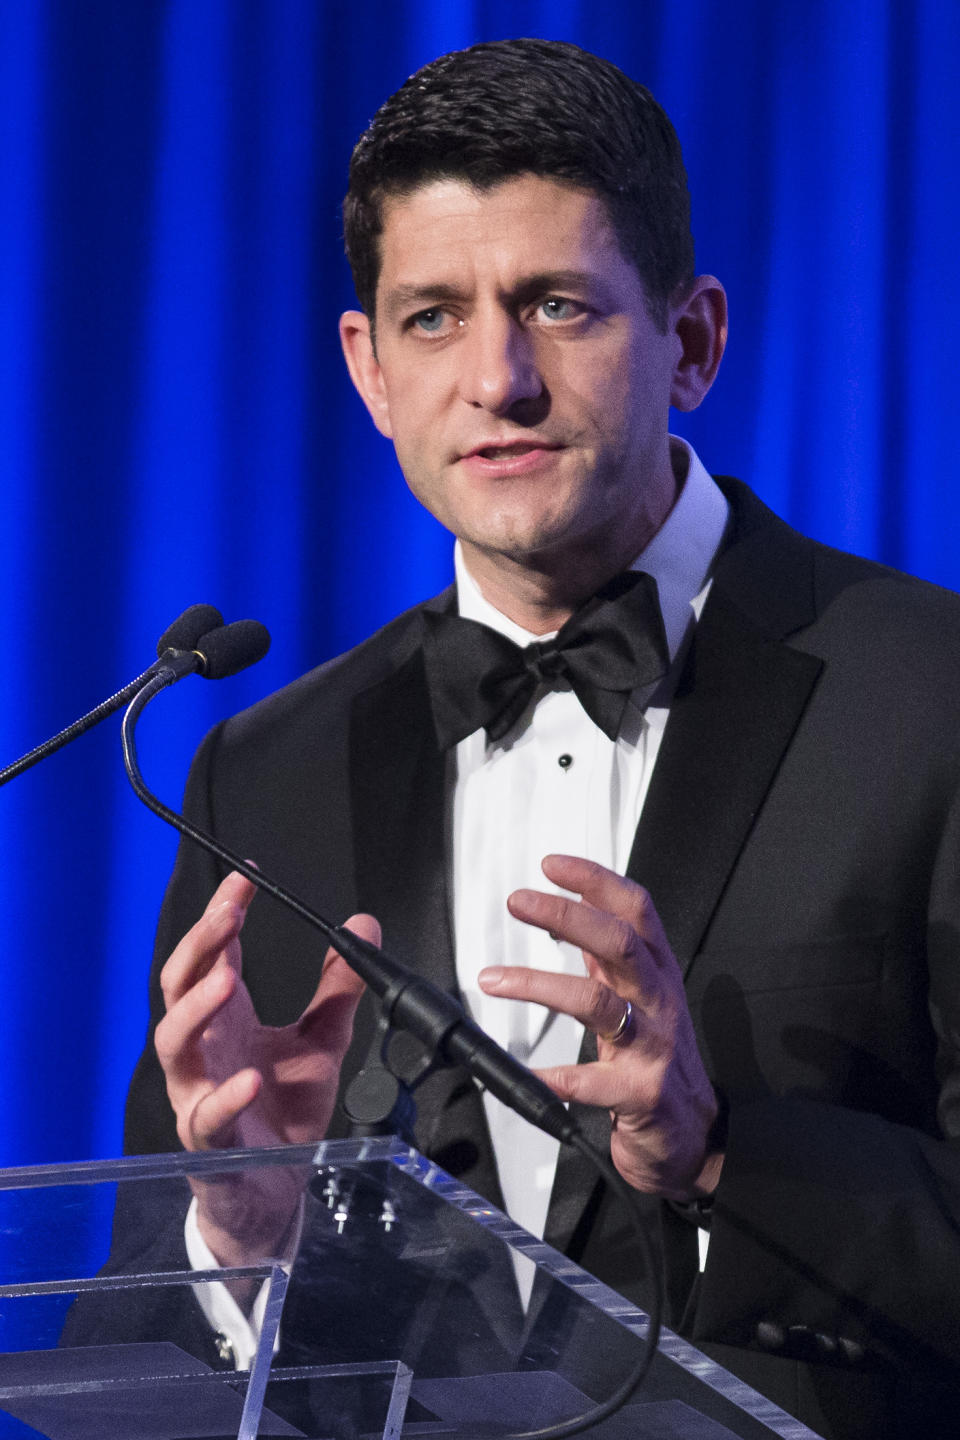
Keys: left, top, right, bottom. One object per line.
{"left": 154, "top": 870, "right": 373, "bottom": 1271}
{"left": 479, "top": 854, "right": 722, "bottom": 1201}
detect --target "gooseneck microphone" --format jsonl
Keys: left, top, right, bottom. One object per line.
{"left": 151, "top": 617, "right": 271, "bottom": 685}
{"left": 155, "top": 604, "right": 227, "bottom": 656}
{"left": 0, "top": 604, "right": 226, "bottom": 789}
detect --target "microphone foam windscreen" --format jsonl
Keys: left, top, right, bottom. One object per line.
{"left": 198, "top": 620, "right": 271, "bottom": 679}
{"left": 157, "top": 604, "right": 224, "bottom": 656}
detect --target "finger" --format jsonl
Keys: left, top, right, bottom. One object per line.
{"left": 320, "top": 912, "right": 381, "bottom": 983}
{"left": 161, "top": 871, "right": 258, "bottom": 1007}
{"left": 540, "top": 854, "right": 668, "bottom": 951}
{"left": 506, "top": 885, "right": 649, "bottom": 993}
{"left": 155, "top": 959, "right": 240, "bottom": 1091}
{"left": 532, "top": 1061, "right": 655, "bottom": 1112}
{"left": 187, "top": 1067, "right": 263, "bottom": 1151}
{"left": 300, "top": 913, "right": 379, "bottom": 1044}
{"left": 478, "top": 965, "right": 629, "bottom": 1038}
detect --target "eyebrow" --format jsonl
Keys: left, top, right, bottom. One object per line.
{"left": 380, "top": 270, "right": 608, "bottom": 322}
{"left": 513, "top": 270, "right": 602, "bottom": 301}
{"left": 381, "top": 283, "right": 468, "bottom": 322}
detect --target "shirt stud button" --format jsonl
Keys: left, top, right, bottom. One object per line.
{"left": 558, "top": 753, "right": 573, "bottom": 770}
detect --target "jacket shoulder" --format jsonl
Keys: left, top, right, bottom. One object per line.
{"left": 212, "top": 588, "right": 450, "bottom": 753}
{"left": 715, "top": 475, "right": 960, "bottom": 638}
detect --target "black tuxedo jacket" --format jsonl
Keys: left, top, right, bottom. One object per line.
{"left": 121, "top": 479, "right": 960, "bottom": 1438}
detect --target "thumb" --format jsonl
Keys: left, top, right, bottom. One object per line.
{"left": 301, "top": 914, "right": 381, "bottom": 1033}
{"left": 322, "top": 912, "right": 381, "bottom": 988}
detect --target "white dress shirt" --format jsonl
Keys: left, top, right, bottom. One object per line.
{"left": 452, "top": 438, "right": 728, "bottom": 1254}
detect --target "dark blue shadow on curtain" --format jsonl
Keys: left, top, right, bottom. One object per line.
{"left": 0, "top": 0, "right": 957, "bottom": 1190}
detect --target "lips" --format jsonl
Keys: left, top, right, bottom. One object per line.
{"left": 457, "top": 439, "right": 565, "bottom": 479}
{"left": 462, "top": 439, "right": 561, "bottom": 461}
{"left": 478, "top": 443, "right": 541, "bottom": 460}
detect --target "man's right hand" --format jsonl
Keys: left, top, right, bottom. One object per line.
{"left": 154, "top": 870, "right": 373, "bottom": 1274}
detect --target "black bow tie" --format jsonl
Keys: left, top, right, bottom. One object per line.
{"left": 421, "top": 571, "right": 669, "bottom": 749}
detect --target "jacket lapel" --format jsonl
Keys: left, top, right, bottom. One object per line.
{"left": 626, "top": 478, "right": 824, "bottom": 971}
{"left": 350, "top": 646, "right": 451, "bottom": 990}
{"left": 546, "top": 479, "right": 824, "bottom": 1258}
{"left": 349, "top": 604, "right": 504, "bottom": 1208}
{"left": 627, "top": 592, "right": 823, "bottom": 972}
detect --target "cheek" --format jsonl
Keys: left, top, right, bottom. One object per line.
{"left": 379, "top": 367, "right": 444, "bottom": 452}
{"left": 390, "top": 428, "right": 447, "bottom": 518}
{"left": 553, "top": 341, "right": 633, "bottom": 430}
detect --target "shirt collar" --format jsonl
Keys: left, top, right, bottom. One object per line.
{"left": 454, "top": 436, "right": 729, "bottom": 663}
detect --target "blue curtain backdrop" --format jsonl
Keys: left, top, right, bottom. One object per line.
{"left": 0, "top": 0, "right": 958, "bottom": 1168}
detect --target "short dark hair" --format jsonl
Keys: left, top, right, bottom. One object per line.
{"left": 343, "top": 38, "right": 695, "bottom": 331}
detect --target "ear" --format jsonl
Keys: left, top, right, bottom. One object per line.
{"left": 669, "top": 276, "right": 728, "bottom": 413}
{"left": 339, "top": 310, "right": 394, "bottom": 438}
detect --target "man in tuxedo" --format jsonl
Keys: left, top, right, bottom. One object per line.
{"left": 120, "top": 38, "right": 960, "bottom": 1439}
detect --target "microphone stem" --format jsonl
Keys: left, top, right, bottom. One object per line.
{"left": 122, "top": 672, "right": 343, "bottom": 948}
{"left": 0, "top": 661, "right": 164, "bottom": 789}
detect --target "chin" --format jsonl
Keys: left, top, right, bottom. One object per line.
{"left": 467, "top": 526, "right": 564, "bottom": 565}
{"left": 475, "top": 505, "right": 584, "bottom": 555}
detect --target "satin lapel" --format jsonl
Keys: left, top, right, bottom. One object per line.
{"left": 546, "top": 480, "right": 824, "bottom": 1258}
{"left": 626, "top": 480, "right": 824, "bottom": 971}
{"left": 626, "top": 588, "right": 823, "bottom": 971}
{"left": 349, "top": 635, "right": 504, "bottom": 1208}
{"left": 350, "top": 649, "right": 451, "bottom": 982}
{"left": 543, "top": 1033, "right": 610, "bottom": 1259}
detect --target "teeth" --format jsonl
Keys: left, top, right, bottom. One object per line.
{"left": 481, "top": 445, "right": 533, "bottom": 459}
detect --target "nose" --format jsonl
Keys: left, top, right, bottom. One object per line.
{"left": 458, "top": 312, "right": 543, "bottom": 414}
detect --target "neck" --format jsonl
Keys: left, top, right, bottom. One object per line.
{"left": 460, "top": 471, "right": 683, "bottom": 635}
{"left": 458, "top": 556, "right": 615, "bottom": 634}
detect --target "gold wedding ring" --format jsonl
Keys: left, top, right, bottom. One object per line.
{"left": 599, "top": 998, "right": 633, "bottom": 1046}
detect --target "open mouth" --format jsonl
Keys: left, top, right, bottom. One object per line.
{"left": 469, "top": 441, "right": 559, "bottom": 462}
{"left": 477, "top": 443, "right": 541, "bottom": 460}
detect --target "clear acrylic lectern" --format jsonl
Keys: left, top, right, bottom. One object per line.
{"left": 0, "top": 1137, "right": 821, "bottom": 1439}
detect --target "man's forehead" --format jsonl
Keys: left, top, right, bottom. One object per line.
{"left": 379, "top": 173, "right": 612, "bottom": 235}
{"left": 374, "top": 174, "right": 626, "bottom": 297}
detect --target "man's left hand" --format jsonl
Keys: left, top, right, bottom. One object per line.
{"left": 478, "top": 854, "right": 723, "bottom": 1202}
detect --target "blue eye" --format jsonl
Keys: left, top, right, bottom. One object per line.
{"left": 538, "top": 297, "right": 581, "bottom": 322}
{"left": 413, "top": 308, "right": 445, "bottom": 332}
